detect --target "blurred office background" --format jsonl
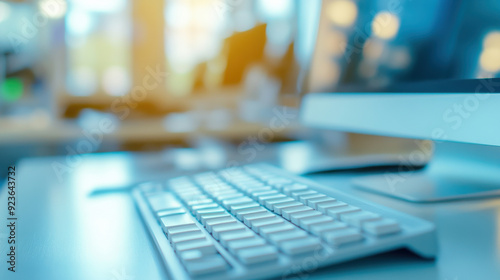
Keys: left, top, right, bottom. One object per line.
{"left": 1, "top": 0, "right": 500, "bottom": 174}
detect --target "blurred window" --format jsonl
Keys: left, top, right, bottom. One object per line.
{"left": 65, "top": 0, "right": 132, "bottom": 96}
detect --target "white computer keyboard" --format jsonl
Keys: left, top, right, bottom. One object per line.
{"left": 133, "top": 164, "right": 436, "bottom": 280}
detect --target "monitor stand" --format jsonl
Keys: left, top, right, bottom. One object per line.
{"left": 353, "top": 141, "right": 500, "bottom": 202}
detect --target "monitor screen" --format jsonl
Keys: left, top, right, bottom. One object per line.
{"left": 306, "top": 0, "right": 500, "bottom": 93}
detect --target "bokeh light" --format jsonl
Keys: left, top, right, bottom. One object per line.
{"left": 483, "top": 31, "right": 500, "bottom": 49}
{"left": 480, "top": 48, "right": 500, "bottom": 72}
{"left": 479, "top": 31, "right": 500, "bottom": 73}
{"left": 257, "top": 0, "right": 294, "bottom": 20}
{"left": 0, "top": 78, "right": 23, "bottom": 102}
{"left": 326, "top": 0, "right": 358, "bottom": 27}
{"left": 67, "top": 10, "right": 95, "bottom": 35}
{"left": 363, "top": 39, "right": 384, "bottom": 60}
{"left": 388, "top": 46, "right": 411, "bottom": 69}
{"left": 0, "top": 1, "right": 11, "bottom": 23}
{"left": 103, "top": 66, "right": 130, "bottom": 96}
{"left": 68, "top": 67, "right": 98, "bottom": 96}
{"left": 309, "top": 60, "right": 341, "bottom": 90}
{"left": 69, "top": 0, "right": 125, "bottom": 13}
{"left": 326, "top": 30, "right": 348, "bottom": 57}
{"left": 39, "top": 0, "right": 67, "bottom": 19}
{"left": 372, "top": 12, "right": 400, "bottom": 39}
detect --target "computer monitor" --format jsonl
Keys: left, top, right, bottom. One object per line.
{"left": 300, "top": 0, "right": 500, "bottom": 202}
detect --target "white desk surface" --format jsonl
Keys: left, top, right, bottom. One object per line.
{"left": 1, "top": 146, "right": 499, "bottom": 280}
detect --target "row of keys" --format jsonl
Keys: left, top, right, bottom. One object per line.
{"left": 147, "top": 193, "right": 229, "bottom": 276}
{"left": 237, "top": 167, "right": 402, "bottom": 237}
{"left": 190, "top": 174, "right": 325, "bottom": 254}
{"left": 170, "top": 178, "right": 326, "bottom": 258}
{"left": 204, "top": 172, "right": 368, "bottom": 246}
{"left": 167, "top": 182, "right": 282, "bottom": 265}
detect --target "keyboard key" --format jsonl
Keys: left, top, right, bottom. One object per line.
{"left": 173, "top": 237, "right": 205, "bottom": 251}
{"left": 214, "top": 192, "right": 243, "bottom": 202}
{"left": 207, "top": 190, "right": 234, "bottom": 197}
{"left": 316, "top": 201, "right": 348, "bottom": 213}
{"left": 147, "top": 193, "right": 182, "bottom": 212}
{"left": 258, "top": 194, "right": 287, "bottom": 204}
{"left": 291, "top": 190, "right": 317, "bottom": 199}
{"left": 259, "top": 223, "right": 295, "bottom": 238}
{"left": 210, "top": 189, "right": 239, "bottom": 197}
{"left": 198, "top": 182, "right": 227, "bottom": 189}
{"left": 267, "top": 230, "right": 308, "bottom": 245}
{"left": 273, "top": 201, "right": 303, "bottom": 214}
{"left": 250, "top": 189, "right": 278, "bottom": 199}
{"left": 243, "top": 212, "right": 275, "bottom": 227}
{"left": 170, "top": 231, "right": 206, "bottom": 244}
{"left": 205, "top": 217, "right": 238, "bottom": 232}
{"left": 341, "top": 211, "right": 381, "bottom": 227}
{"left": 165, "top": 224, "right": 200, "bottom": 238}
{"left": 200, "top": 180, "right": 228, "bottom": 188}
{"left": 280, "top": 237, "right": 322, "bottom": 255}
{"left": 236, "top": 182, "right": 266, "bottom": 190}
{"left": 327, "top": 205, "right": 361, "bottom": 219}
{"left": 235, "top": 207, "right": 267, "bottom": 220}
{"left": 219, "top": 231, "right": 256, "bottom": 247}
{"left": 363, "top": 218, "right": 401, "bottom": 236}
{"left": 310, "top": 221, "right": 348, "bottom": 236}
{"left": 248, "top": 187, "right": 275, "bottom": 194}
{"left": 211, "top": 223, "right": 247, "bottom": 240}
{"left": 200, "top": 213, "right": 231, "bottom": 226}
{"left": 161, "top": 214, "right": 196, "bottom": 230}
{"left": 176, "top": 189, "right": 204, "bottom": 197}
{"left": 237, "top": 245, "right": 279, "bottom": 265}
{"left": 178, "top": 193, "right": 206, "bottom": 203}
{"left": 174, "top": 187, "right": 201, "bottom": 194}
{"left": 230, "top": 202, "right": 260, "bottom": 215}
{"left": 289, "top": 210, "right": 322, "bottom": 225}
{"left": 323, "top": 228, "right": 364, "bottom": 246}
{"left": 299, "top": 215, "right": 334, "bottom": 231}
{"left": 195, "top": 207, "right": 225, "bottom": 220}
{"left": 207, "top": 182, "right": 235, "bottom": 189}
{"left": 222, "top": 197, "right": 254, "bottom": 208}
{"left": 299, "top": 194, "right": 326, "bottom": 204}
{"left": 264, "top": 197, "right": 295, "bottom": 209}
{"left": 281, "top": 206, "right": 314, "bottom": 220}
{"left": 156, "top": 208, "right": 186, "bottom": 219}
{"left": 307, "top": 197, "right": 336, "bottom": 208}
{"left": 252, "top": 173, "right": 275, "bottom": 180}
{"left": 267, "top": 178, "right": 293, "bottom": 186}
{"left": 227, "top": 237, "right": 267, "bottom": 254}
{"left": 191, "top": 203, "right": 219, "bottom": 213}
{"left": 183, "top": 255, "right": 228, "bottom": 276}
{"left": 179, "top": 250, "right": 204, "bottom": 262}
{"left": 187, "top": 199, "right": 214, "bottom": 208}
{"left": 173, "top": 184, "right": 200, "bottom": 191}
{"left": 251, "top": 217, "right": 285, "bottom": 232}
{"left": 176, "top": 239, "right": 217, "bottom": 255}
